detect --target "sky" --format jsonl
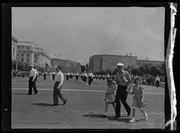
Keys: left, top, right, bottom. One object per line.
{"left": 12, "top": 7, "right": 165, "bottom": 65}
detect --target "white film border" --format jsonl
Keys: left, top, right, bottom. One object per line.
{"left": 164, "top": 3, "right": 177, "bottom": 130}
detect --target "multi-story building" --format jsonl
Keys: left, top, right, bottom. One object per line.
{"left": 89, "top": 54, "right": 137, "bottom": 73}
{"left": 51, "top": 58, "right": 81, "bottom": 73}
{"left": 12, "top": 36, "right": 18, "bottom": 61}
{"left": 16, "top": 41, "right": 51, "bottom": 68}
{"left": 136, "top": 59, "right": 164, "bottom": 66}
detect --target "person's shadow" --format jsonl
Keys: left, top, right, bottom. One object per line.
{"left": 82, "top": 113, "right": 131, "bottom": 122}
{"left": 31, "top": 103, "right": 63, "bottom": 107}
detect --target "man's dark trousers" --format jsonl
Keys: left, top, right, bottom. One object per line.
{"left": 115, "top": 85, "right": 131, "bottom": 118}
{"left": 28, "top": 77, "right": 37, "bottom": 94}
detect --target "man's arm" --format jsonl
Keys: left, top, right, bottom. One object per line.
{"left": 32, "top": 70, "right": 36, "bottom": 81}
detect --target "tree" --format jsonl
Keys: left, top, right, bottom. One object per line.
{"left": 18, "top": 61, "right": 29, "bottom": 71}
{"left": 12, "top": 60, "right": 16, "bottom": 70}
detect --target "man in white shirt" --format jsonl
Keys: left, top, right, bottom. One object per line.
{"left": 28, "top": 65, "right": 38, "bottom": 95}
{"left": 75, "top": 71, "right": 79, "bottom": 81}
{"left": 53, "top": 66, "right": 67, "bottom": 106}
{"left": 115, "top": 63, "right": 132, "bottom": 119}
{"left": 88, "top": 70, "right": 94, "bottom": 86}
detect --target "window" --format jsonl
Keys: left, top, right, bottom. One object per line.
{"left": 26, "top": 59, "right": 29, "bottom": 63}
{"left": 21, "top": 58, "right": 24, "bottom": 61}
{"left": 22, "top": 54, "right": 24, "bottom": 57}
{"left": 27, "top": 54, "right": 29, "bottom": 57}
{"left": 18, "top": 54, "right": 19, "bottom": 56}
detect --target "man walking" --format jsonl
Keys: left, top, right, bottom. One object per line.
{"left": 53, "top": 66, "right": 67, "bottom": 106}
{"left": 88, "top": 70, "right": 94, "bottom": 86}
{"left": 28, "top": 65, "right": 38, "bottom": 95}
{"left": 115, "top": 63, "right": 132, "bottom": 119}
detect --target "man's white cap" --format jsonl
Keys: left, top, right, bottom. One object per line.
{"left": 30, "top": 64, "right": 34, "bottom": 67}
{"left": 116, "top": 63, "right": 124, "bottom": 67}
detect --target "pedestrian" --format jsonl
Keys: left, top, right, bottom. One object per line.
{"left": 154, "top": 75, "right": 160, "bottom": 88}
{"left": 75, "top": 71, "right": 79, "bottom": 81}
{"left": 43, "top": 71, "right": 47, "bottom": 80}
{"left": 52, "top": 71, "right": 56, "bottom": 80}
{"left": 83, "top": 71, "right": 87, "bottom": 83}
{"left": 88, "top": 70, "right": 94, "bottom": 85}
{"left": 66, "top": 72, "right": 70, "bottom": 81}
{"left": 114, "top": 63, "right": 132, "bottom": 119}
{"left": 128, "top": 77, "right": 148, "bottom": 123}
{"left": 106, "top": 73, "right": 110, "bottom": 83}
{"left": 28, "top": 64, "right": 38, "bottom": 95}
{"left": 53, "top": 66, "right": 67, "bottom": 106}
{"left": 103, "top": 79, "right": 116, "bottom": 117}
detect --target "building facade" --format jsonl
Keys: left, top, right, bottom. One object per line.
{"left": 16, "top": 41, "right": 51, "bottom": 68}
{"left": 136, "top": 59, "right": 164, "bottom": 66}
{"left": 12, "top": 36, "right": 18, "bottom": 61}
{"left": 51, "top": 58, "right": 81, "bottom": 73}
{"left": 89, "top": 54, "right": 137, "bottom": 73}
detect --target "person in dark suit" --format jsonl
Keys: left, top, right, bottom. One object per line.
{"left": 114, "top": 63, "right": 132, "bottom": 119}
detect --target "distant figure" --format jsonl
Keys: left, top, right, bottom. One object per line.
{"left": 75, "top": 72, "right": 79, "bottom": 81}
{"left": 53, "top": 66, "right": 67, "bottom": 106}
{"left": 106, "top": 73, "right": 110, "bottom": 82}
{"left": 52, "top": 71, "right": 56, "bottom": 80}
{"left": 128, "top": 77, "right": 148, "bottom": 123}
{"left": 66, "top": 72, "right": 70, "bottom": 81}
{"left": 104, "top": 79, "right": 116, "bottom": 117}
{"left": 43, "top": 71, "right": 47, "bottom": 80}
{"left": 28, "top": 65, "right": 38, "bottom": 95}
{"left": 154, "top": 75, "right": 160, "bottom": 88}
{"left": 83, "top": 71, "right": 87, "bottom": 83}
{"left": 88, "top": 70, "right": 94, "bottom": 86}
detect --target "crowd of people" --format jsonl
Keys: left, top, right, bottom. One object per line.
{"left": 13, "top": 62, "right": 164, "bottom": 123}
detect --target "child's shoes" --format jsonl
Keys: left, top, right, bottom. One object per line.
{"left": 129, "top": 118, "right": 135, "bottom": 123}
{"left": 144, "top": 113, "right": 148, "bottom": 121}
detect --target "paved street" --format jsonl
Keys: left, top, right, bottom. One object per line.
{"left": 12, "top": 76, "right": 165, "bottom": 129}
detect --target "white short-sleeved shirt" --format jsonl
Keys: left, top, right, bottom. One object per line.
{"left": 88, "top": 72, "right": 94, "bottom": 77}
{"left": 55, "top": 71, "right": 64, "bottom": 86}
{"left": 29, "top": 68, "right": 36, "bottom": 77}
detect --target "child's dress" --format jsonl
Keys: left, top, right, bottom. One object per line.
{"left": 132, "top": 85, "right": 147, "bottom": 108}
{"left": 104, "top": 85, "right": 116, "bottom": 104}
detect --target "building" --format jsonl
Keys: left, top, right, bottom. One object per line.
{"left": 51, "top": 58, "right": 81, "bottom": 73}
{"left": 136, "top": 59, "right": 164, "bottom": 66}
{"left": 89, "top": 54, "right": 137, "bottom": 73}
{"left": 12, "top": 36, "right": 18, "bottom": 61}
{"left": 16, "top": 41, "right": 51, "bottom": 68}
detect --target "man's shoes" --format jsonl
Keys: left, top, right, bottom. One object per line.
{"left": 27, "top": 93, "right": 32, "bottom": 95}
{"left": 34, "top": 91, "right": 38, "bottom": 95}
{"left": 113, "top": 116, "right": 120, "bottom": 119}
{"left": 127, "top": 110, "right": 131, "bottom": 117}
{"left": 52, "top": 104, "right": 58, "bottom": 106}
{"left": 63, "top": 99, "right": 67, "bottom": 105}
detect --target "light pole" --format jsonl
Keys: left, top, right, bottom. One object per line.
{"left": 129, "top": 53, "right": 132, "bottom": 75}
{"left": 126, "top": 53, "right": 132, "bottom": 75}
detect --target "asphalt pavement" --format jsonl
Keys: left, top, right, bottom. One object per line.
{"left": 11, "top": 76, "right": 165, "bottom": 129}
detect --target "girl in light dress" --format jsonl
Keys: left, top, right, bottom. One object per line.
{"left": 104, "top": 79, "right": 116, "bottom": 117}
{"left": 128, "top": 77, "right": 148, "bottom": 123}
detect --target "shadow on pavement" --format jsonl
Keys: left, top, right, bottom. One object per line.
{"left": 13, "top": 93, "right": 30, "bottom": 95}
{"left": 135, "top": 118, "right": 147, "bottom": 122}
{"left": 82, "top": 113, "right": 131, "bottom": 122}
{"left": 107, "top": 116, "right": 131, "bottom": 122}
{"left": 83, "top": 113, "right": 107, "bottom": 119}
{"left": 31, "top": 103, "right": 63, "bottom": 107}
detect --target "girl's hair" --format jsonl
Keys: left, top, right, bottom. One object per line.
{"left": 134, "top": 77, "right": 141, "bottom": 84}
{"left": 107, "top": 79, "right": 116, "bottom": 85}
